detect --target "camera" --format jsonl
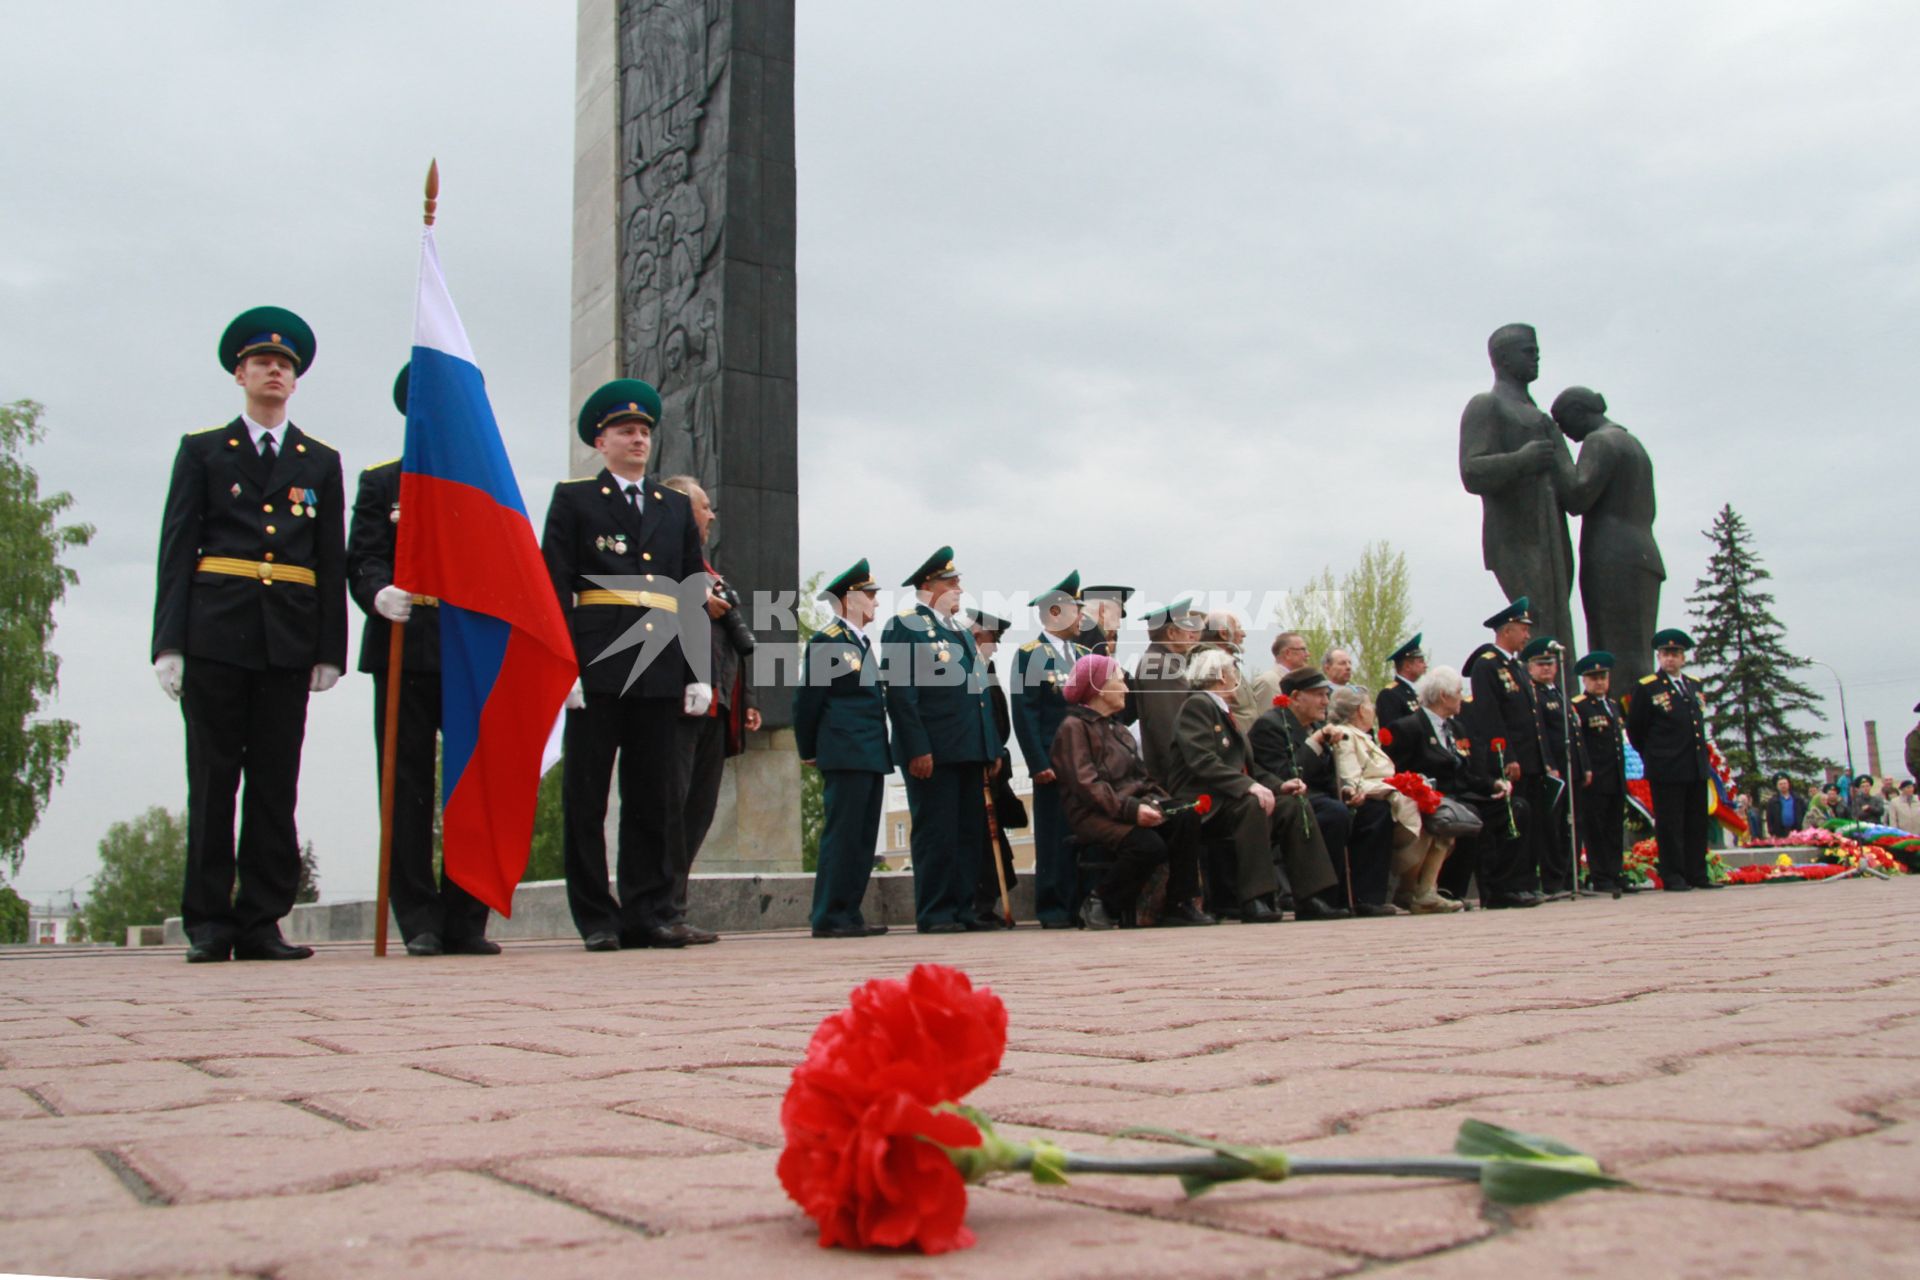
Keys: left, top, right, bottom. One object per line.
{"left": 712, "top": 579, "right": 756, "bottom": 655}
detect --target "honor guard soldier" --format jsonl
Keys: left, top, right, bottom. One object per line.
{"left": 1375, "top": 634, "right": 1426, "bottom": 726}
{"left": 967, "top": 608, "right": 1023, "bottom": 925}
{"left": 1571, "top": 651, "right": 1630, "bottom": 896}
{"left": 882, "top": 546, "right": 999, "bottom": 932}
{"left": 794, "top": 560, "right": 890, "bottom": 938}
{"left": 1625, "top": 629, "right": 1719, "bottom": 892}
{"left": 345, "top": 365, "right": 497, "bottom": 957}
{"left": 1460, "top": 597, "right": 1549, "bottom": 908}
{"left": 542, "top": 378, "right": 709, "bottom": 951}
{"left": 1521, "top": 636, "right": 1584, "bottom": 897}
{"left": 1013, "top": 571, "right": 1091, "bottom": 927}
{"left": 1077, "top": 584, "right": 1133, "bottom": 656}
{"left": 152, "top": 307, "right": 345, "bottom": 962}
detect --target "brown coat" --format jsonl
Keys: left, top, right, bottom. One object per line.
{"left": 1049, "top": 705, "right": 1170, "bottom": 847}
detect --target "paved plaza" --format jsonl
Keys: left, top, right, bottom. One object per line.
{"left": 3, "top": 881, "right": 1918, "bottom": 1278}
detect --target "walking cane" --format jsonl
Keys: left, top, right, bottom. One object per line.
{"left": 982, "top": 767, "right": 1014, "bottom": 927}
{"left": 1558, "top": 650, "right": 1579, "bottom": 902}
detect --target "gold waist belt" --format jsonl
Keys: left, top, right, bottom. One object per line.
{"left": 197, "top": 556, "right": 317, "bottom": 586}
{"left": 411, "top": 594, "right": 439, "bottom": 606}
{"left": 576, "top": 589, "right": 678, "bottom": 612}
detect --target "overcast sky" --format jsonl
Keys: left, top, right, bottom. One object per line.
{"left": 4, "top": 1, "right": 1914, "bottom": 905}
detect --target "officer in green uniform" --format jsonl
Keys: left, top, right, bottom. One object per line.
{"left": 1375, "top": 634, "right": 1425, "bottom": 726}
{"left": 1571, "top": 651, "right": 1630, "bottom": 896}
{"left": 345, "top": 365, "right": 497, "bottom": 956}
{"left": 1521, "top": 636, "right": 1584, "bottom": 897}
{"left": 882, "top": 546, "right": 998, "bottom": 932}
{"left": 1013, "top": 570, "right": 1091, "bottom": 927}
{"left": 795, "top": 559, "right": 890, "bottom": 938}
{"left": 152, "top": 307, "right": 346, "bottom": 962}
{"left": 1625, "top": 628, "right": 1720, "bottom": 892}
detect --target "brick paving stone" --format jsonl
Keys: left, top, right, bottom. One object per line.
{"left": 4, "top": 1099, "right": 345, "bottom": 1152}
{"left": 304, "top": 1065, "right": 777, "bottom": 1129}
{"left": 500, "top": 1147, "right": 797, "bottom": 1231}
{"left": 0, "top": 1084, "right": 53, "bottom": 1119}
{"left": 0, "top": 1148, "right": 144, "bottom": 1219}
{"left": 30, "top": 1059, "right": 299, "bottom": 1114}
{"left": 1633, "top": 1122, "right": 1920, "bottom": 1214}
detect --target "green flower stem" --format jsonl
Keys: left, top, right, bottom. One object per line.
{"left": 1010, "top": 1152, "right": 1486, "bottom": 1182}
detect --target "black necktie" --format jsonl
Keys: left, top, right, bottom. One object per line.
{"left": 260, "top": 433, "right": 277, "bottom": 465}
{"left": 624, "top": 483, "right": 641, "bottom": 513}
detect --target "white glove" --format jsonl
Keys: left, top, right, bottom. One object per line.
{"left": 154, "top": 653, "right": 184, "bottom": 701}
{"left": 565, "top": 680, "right": 586, "bottom": 711}
{"left": 309, "top": 664, "right": 342, "bottom": 693}
{"left": 374, "top": 585, "right": 414, "bottom": 623}
{"left": 683, "top": 682, "right": 714, "bottom": 716}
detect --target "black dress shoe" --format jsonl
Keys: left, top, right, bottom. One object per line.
{"left": 864, "top": 923, "right": 889, "bottom": 936}
{"left": 1039, "top": 919, "right": 1077, "bottom": 930}
{"left": 1484, "top": 892, "right": 1541, "bottom": 909}
{"left": 1293, "top": 895, "right": 1351, "bottom": 921}
{"left": 583, "top": 931, "right": 622, "bottom": 951}
{"left": 233, "top": 936, "right": 314, "bottom": 961}
{"left": 1079, "top": 894, "right": 1120, "bottom": 931}
{"left": 811, "top": 924, "right": 870, "bottom": 939}
{"left": 640, "top": 926, "right": 691, "bottom": 948}
{"left": 674, "top": 923, "right": 720, "bottom": 944}
{"left": 920, "top": 922, "right": 966, "bottom": 934}
{"left": 1540, "top": 890, "right": 1574, "bottom": 903}
{"left": 1353, "top": 902, "right": 1399, "bottom": 918}
{"left": 1239, "top": 898, "right": 1283, "bottom": 924}
{"left": 405, "top": 933, "right": 444, "bottom": 957}
{"left": 443, "top": 936, "right": 502, "bottom": 955}
{"left": 963, "top": 918, "right": 1002, "bottom": 932}
{"left": 185, "top": 939, "right": 231, "bottom": 964}
{"left": 1619, "top": 881, "right": 1642, "bottom": 895}
{"left": 1157, "top": 902, "right": 1216, "bottom": 927}
{"left": 1662, "top": 880, "right": 1693, "bottom": 892}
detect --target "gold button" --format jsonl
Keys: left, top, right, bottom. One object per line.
{"left": 263, "top": 504, "right": 273, "bottom": 512}
{"left": 644, "top": 622, "right": 654, "bottom": 632}
{"left": 264, "top": 552, "right": 275, "bottom": 562}
{"left": 645, "top": 574, "right": 654, "bottom": 583}
{"left": 642, "top": 552, "right": 652, "bottom": 561}
{"left": 266, "top": 525, "right": 276, "bottom": 534}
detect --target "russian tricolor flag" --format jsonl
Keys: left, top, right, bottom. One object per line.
{"left": 395, "top": 227, "right": 578, "bottom": 915}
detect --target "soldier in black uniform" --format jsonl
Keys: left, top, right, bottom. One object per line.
{"left": 1013, "top": 571, "right": 1089, "bottom": 928}
{"left": 152, "top": 307, "right": 346, "bottom": 963}
{"left": 1460, "top": 598, "right": 1548, "bottom": 908}
{"left": 1522, "top": 636, "right": 1585, "bottom": 897}
{"left": 795, "top": 560, "right": 890, "bottom": 938}
{"left": 882, "top": 546, "right": 999, "bottom": 932}
{"left": 1571, "top": 651, "right": 1630, "bottom": 896}
{"left": 345, "top": 365, "right": 497, "bottom": 957}
{"left": 1625, "top": 628, "right": 1720, "bottom": 892}
{"left": 542, "top": 378, "right": 708, "bottom": 951}
{"left": 1375, "top": 634, "right": 1426, "bottom": 727}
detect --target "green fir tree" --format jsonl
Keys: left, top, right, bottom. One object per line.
{"left": 1684, "top": 504, "right": 1826, "bottom": 792}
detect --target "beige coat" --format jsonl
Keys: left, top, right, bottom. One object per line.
{"left": 1331, "top": 728, "right": 1422, "bottom": 841}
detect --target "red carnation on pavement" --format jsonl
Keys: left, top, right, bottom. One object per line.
{"left": 778, "top": 964, "right": 1008, "bottom": 1254}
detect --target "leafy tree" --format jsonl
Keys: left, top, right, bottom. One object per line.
{"left": 524, "top": 762, "right": 564, "bottom": 881}
{"left": 0, "top": 884, "right": 27, "bottom": 943}
{"left": 79, "top": 807, "right": 186, "bottom": 945}
{"left": 1685, "top": 504, "right": 1826, "bottom": 792}
{"left": 1280, "top": 542, "right": 1416, "bottom": 692}
{"left": 296, "top": 840, "right": 320, "bottom": 904}
{"left": 797, "top": 572, "right": 828, "bottom": 871}
{"left": 1, "top": 399, "right": 95, "bottom": 883}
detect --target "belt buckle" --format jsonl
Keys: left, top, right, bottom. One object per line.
{"left": 257, "top": 561, "right": 274, "bottom": 584}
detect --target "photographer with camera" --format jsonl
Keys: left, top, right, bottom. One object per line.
{"left": 660, "top": 475, "right": 761, "bottom": 945}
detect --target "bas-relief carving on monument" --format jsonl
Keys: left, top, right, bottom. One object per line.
{"left": 1458, "top": 324, "right": 1664, "bottom": 687}
{"left": 619, "top": 0, "right": 729, "bottom": 549}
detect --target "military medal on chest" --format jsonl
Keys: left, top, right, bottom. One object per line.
{"left": 389, "top": 502, "right": 401, "bottom": 524}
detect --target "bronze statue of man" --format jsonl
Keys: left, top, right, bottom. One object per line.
{"left": 1459, "top": 324, "right": 1577, "bottom": 654}
{"left": 1549, "top": 386, "right": 1664, "bottom": 691}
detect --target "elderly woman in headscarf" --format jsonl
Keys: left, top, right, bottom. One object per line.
{"left": 1048, "top": 654, "right": 1213, "bottom": 929}
{"left": 1326, "top": 684, "right": 1436, "bottom": 913}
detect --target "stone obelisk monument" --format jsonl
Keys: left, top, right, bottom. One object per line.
{"left": 571, "top": 0, "right": 800, "bottom": 870}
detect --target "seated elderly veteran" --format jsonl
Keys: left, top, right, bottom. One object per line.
{"left": 1249, "top": 667, "right": 1396, "bottom": 916}
{"left": 1324, "top": 685, "right": 1433, "bottom": 908}
{"left": 1048, "top": 654, "right": 1213, "bottom": 929}
{"left": 1167, "top": 648, "right": 1346, "bottom": 923}
{"left": 1380, "top": 665, "right": 1532, "bottom": 910}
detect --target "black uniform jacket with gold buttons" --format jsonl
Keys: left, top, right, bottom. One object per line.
{"left": 347, "top": 460, "right": 440, "bottom": 676}
{"left": 1533, "top": 678, "right": 1588, "bottom": 778}
{"left": 1624, "top": 671, "right": 1710, "bottom": 783}
{"left": 152, "top": 419, "right": 347, "bottom": 671}
{"left": 1461, "top": 645, "right": 1548, "bottom": 774}
{"left": 540, "top": 468, "right": 703, "bottom": 699}
{"left": 1573, "top": 692, "right": 1626, "bottom": 794}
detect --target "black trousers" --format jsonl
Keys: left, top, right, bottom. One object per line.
{"left": 973, "top": 811, "right": 1019, "bottom": 922}
{"left": 1098, "top": 809, "right": 1201, "bottom": 912}
{"left": 1438, "top": 794, "right": 1534, "bottom": 903}
{"left": 1537, "top": 776, "right": 1578, "bottom": 894}
{"left": 561, "top": 692, "right": 685, "bottom": 938}
{"left": 1307, "top": 793, "right": 1393, "bottom": 907}
{"left": 1650, "top": 778, "right": 1710, "bottom": 886}
{"left": 180, "top": 659, "right": 309, "bottom": 946}
{"left": 667, "top": 711, "right": 728, "bottom": 924}
{"left": 1582, "top": 789, "right": 1627, "bottom": 889}
{"left": 1030, "top": 779, "right": 1076, "bottom": 924}
{"left": 371, "top": 672, "right": 490, "bottom": 944}
{"left": 903, "top": 763, "right": 985, "bottom": 929}
{"left": 811, "top": 769, "right": 884, "bottom": 931}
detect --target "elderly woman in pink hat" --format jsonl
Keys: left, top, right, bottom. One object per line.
{"left": 1046, "top": 654, "right": 1214, "bottom": 929}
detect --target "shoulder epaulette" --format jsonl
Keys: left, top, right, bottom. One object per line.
{"left": 558, "top": 475, "right": 598, "bottom": 484}
{"left": 1020, "top": 640, "right": 1041, "bottom": 652}
{"left": 298, "top": 433, "right": 336, "bottom": 450}
{"left": 897, "top": 605, "right": 919, "bottom": 617}
{"left": 1639, "top": 673, "right": 1659, "bottom": 685}
{"left": 821, "top": 623, "right": 844, "bottom": 638}
{"left": 190, "top": 423, "right": 231, "bottom": 437}
{"left": 1480, "top": 648, "right": 1499, "bottom": 662}
{"left": 1571, "top": 693, "right": 1589, "bottom": 704}
{"left": 1072, "top": 642, "right": 1091, "bottom": 656}
{"left": 362, "top": 456, "right": 401, "bottom": 472}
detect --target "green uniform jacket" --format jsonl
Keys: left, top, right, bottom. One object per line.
{"left": 1010, "top": 635, "right": 1088, "bottom": 775}
{"left": 881, "top": 602, "right": 995, "bottom": 767}
{"left": 1624, "top": 671, "right": 1709, "bottom": 782}
{"left": 792, "top": 621, "right": 889, "bottom": 773}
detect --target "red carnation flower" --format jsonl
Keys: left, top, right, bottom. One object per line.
{"left": 1490, "top": 737, "right": 1508, "bottom": 753}
{"left": 1456, "top": 737, "right": 1471, "bottom": 750}
{"left": 1272, "top": 694, "right": 1291, "bottom": 708}
{"left": 1378, "top": 727, "right": 1394, "bottom": 747}
{"left": 1194, "top": 794, "right": 1213, "bottom": 816}
{"left": 778, "top": 965, "right": 1008, "bottom": 1254}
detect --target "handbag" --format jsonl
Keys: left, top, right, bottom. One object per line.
{"left": 1426, "top": 795, "right": 1483, "bottom": 839}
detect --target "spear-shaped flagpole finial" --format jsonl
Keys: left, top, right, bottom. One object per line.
{"left": 424, "top": 159, "right": 440, "bottom": 227}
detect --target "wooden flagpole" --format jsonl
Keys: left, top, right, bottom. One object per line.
{"left": 375, "top": 161, "right": 438, "bottom": 957}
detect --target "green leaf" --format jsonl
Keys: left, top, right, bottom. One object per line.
{"left": 1454, "top": 1118, "right": 1588, "bottom": 1161}
{"left": 1480, "top": 1159, "right": 1629, "bottom": 1206}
